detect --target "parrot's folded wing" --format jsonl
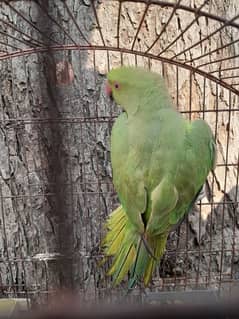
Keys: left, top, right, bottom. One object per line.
{"left": 146, "top": 178, "right": 178, "bottom": 236}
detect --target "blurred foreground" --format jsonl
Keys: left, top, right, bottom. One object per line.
{"left": 1, "top": 288, "right": 239, "bottom": 319}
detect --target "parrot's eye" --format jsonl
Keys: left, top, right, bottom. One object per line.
{"left": 114, "top": 82, "right": 120, "bottom": 89}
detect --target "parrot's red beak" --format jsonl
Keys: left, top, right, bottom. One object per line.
{"left": 105, "top": 81, "right": 113, "bottom": 98}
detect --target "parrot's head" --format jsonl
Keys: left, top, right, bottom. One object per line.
{"left": 106, "top": 66, "right": 172, "bottom": 115}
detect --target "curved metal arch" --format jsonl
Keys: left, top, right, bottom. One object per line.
{"left": 1, "top": 0, "right": 239, "bottom": 95}
{"left": 1, "top": 44, "right": 239, "bottom": 96}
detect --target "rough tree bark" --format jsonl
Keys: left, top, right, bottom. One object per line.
{"left": 0, "top": 0, "right": 238, "bottom": 305}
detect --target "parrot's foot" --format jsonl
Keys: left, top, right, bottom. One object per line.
{"left": 141, "top": 235, "right": 157, "bottom": 261}
{"left": 123, "top": 278, "right": 148, "bottom": 299}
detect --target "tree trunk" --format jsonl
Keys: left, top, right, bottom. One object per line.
{"left": 0, "top": 0, "right": 238, "bottom": 305}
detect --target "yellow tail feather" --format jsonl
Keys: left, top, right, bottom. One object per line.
{"left": 102, "top": 205, "right": 168, "bottom": 286}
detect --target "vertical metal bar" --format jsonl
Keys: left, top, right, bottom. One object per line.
{"left": 176, "top": 66, "right": 179, "bottom": 110}
{"left": 230, "top": 149, "right": 239, "bottom": 280}
{"left": 77, "top": 50, "right": 87, "bottom": 298}
{"left": 4, "top": 1, "right": 60, "bottom": 45}
{"left": 35, "top": 121, "right": 51, "bottom": 301}
{"left": 120, "top": 51, "right": 123, "bottom": 66}
{"left": 65, "top": 121, "right": 76, "bottom": 294}
{"left": 202, "top": 77, "right": 206, "bottom": 120}
{"left": 207, "top": 83, "right": 219, "bottom": 286}
{"left": 147, "top": 57, "right": 151, "bottom": 70}
{"left": 116, "top": 1, "right": 122, "bottom": 49}
{"left": 131, "top": 2, "right": 149, "bottom": 51}
{"left": 196, "top": 77, "right": 207, "bottom": 287}
{"left": 61, "top": 0, "right": 90, "bottom": 45}
{"left": 173, "top": 66, "right": 180, "bottom": 289}
{"left": 0, "top": 88, "right": 16, "bottom": 296}
{"left": 91, "top": 0, "right": 105, "bottom": 46}
{"left": 219, "top": 90, "right": 232, "bottom": 288}
{"left": 196, "top": 199, "right": 202, "bottom": 288}
{"left": 189, "top": 71, "right": 192, "bottom": 120}
{"left": 0, "top": 183, "right": 16, "bottom": 296}
{"left": 79, "top": 118, "right": 87, "bottom": 296}
{"left": 135, "top": 53, "right": 138, "bottom": 66}
{"left": 35, "top": 0, "right": 78, "bottom": 46}
{"left": 93, "top": 49, "right": 101, "bottom": 301}
{"left": 162, "top": 61, "right": 165, "bottom": 78}
{"left": 145, "top": 0, "right": 182, "bottom": 54}
{"left": 183, "top": 70, "right": 193, "bottom": 289}
{"left": 14, "top": 128, "right": 30, "bottom": 301}
{"left": 4, "top": 67, "right": 29, "bottom": 298}
{"left": 105, "top": 49, "right": 114, "bottom": 300}
{"left": 159, "top": 0, "right": 209, "bottom": 57}
{"left": 44, "top": 260, "right": 49, "bottom": 304}
{"left": 17, "top": 119, "right": 42, "bottom": 303}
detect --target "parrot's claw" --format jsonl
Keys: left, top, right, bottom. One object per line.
{"left": 141, "top": 235, "right": 157, "bottom": 261}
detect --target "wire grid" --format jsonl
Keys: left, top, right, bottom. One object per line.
{"left": 0, "top": 0, "right": 239, "bottom": 306}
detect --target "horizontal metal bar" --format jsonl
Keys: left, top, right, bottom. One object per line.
{"left": 0, "top": 248, "right": 238, "bottom": 263}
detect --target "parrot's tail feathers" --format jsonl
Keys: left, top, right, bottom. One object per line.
{"left": 111, "top": 242, "right": 135, "bottom": 285}
{"left": 102, "top": 206, "right": 127, "bottom": 256}
{"left": 102, "top": 205, "right": 168, "bottom": 287}
{"left": 127, "top": 236, "right": 147, "bottom": 289}
{"left": 141, "top": 235, "right": 157, "bottom": 261}
{"left": 102, "top": 205, "right": 137, "bottom": 285}
{"left": 128, "top": 233, "right": 168, "bottom": 288}
{"left": 143, "top": 234, "right": 168, "bottom": 286}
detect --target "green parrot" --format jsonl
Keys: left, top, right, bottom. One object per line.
{"left": 102, "top": 66, "right": 216, "bottom": 288}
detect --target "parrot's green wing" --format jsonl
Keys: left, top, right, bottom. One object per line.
{"left": 147, "top": 118, "right": 216, "bottom": 235}
{"left": 171, "top": 118, "right": 216, "bottom": 225}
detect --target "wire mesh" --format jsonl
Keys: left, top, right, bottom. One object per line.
{"left": 0, "top": 0, "right": 238, "bottom": 307}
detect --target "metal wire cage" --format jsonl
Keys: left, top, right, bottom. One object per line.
{"left": 0, "top": 0, "right": 239, "bottom": 307}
